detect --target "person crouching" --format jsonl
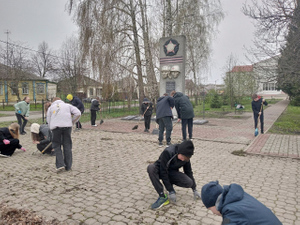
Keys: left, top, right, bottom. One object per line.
{"left": 31, "top": 123, "right": 54, "bottom": 156}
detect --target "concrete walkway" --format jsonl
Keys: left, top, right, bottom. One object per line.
{"left": 0, "top": 100, "right": 299, "bottom": 225}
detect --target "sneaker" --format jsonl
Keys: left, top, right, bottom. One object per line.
{"left": 146, "top": 129, "right": 150, "bottom": 133}
{"left": 159, "top": 142, "right": 163, "bottom": 147}
{"left": 92, "top": 125, "right": 97, "bottom": 127}
{"left": 189, "top": 138, "right": 193, "bottom": 141}
{"left": 166, "top": 142, "right": 172, "bottom": 147}
{"left": 56, "top": 166, "right": 65, "bottom": 173}
{"left": 151, "top": 195, "right": 169, "bottom": 210}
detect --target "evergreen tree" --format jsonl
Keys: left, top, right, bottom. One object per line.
{"left": 278, "top": 1, "right": 300, "bottom": 104}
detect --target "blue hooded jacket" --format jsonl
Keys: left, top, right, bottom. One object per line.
{"left": 156, "top": 96, "right": 174, "bottom": 119}
{"left": 216, "top": 184, "right": 282, "bottom": 225}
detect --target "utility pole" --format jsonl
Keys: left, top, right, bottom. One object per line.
{"left": 4, "top": 30, "right": 10, "bottom": 66}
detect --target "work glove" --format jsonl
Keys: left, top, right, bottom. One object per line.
{"left": 169, "top": 191, "right": 176, "bottom": 203}
{"left": 193, "top": 189, "right": 201, "bottom": 200}
{"left": 3, "top": 139, "right": 10, "bottom": 145}
{"left": 17, "top": 110, "right": 21, "bottom": 114}
{"left": 21, "top": 147, "right": 26, "bottom": 152}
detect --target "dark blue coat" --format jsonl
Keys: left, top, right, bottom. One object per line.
{"left": 70, "top": 96, "right": 85, "bottom": 112}
{"left": 173, "top": 92, "right": 194, "bottom": 119}
{"left": 156, "top": 96, "right": 174, "bottom": 119}
{"left": 251, "top": 98, "right": 268, "bottom": 117}
{"left": 217, "top": 184, "right": 282, "bottom": 225}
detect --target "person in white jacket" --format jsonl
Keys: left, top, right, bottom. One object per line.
{"left": 47, "top": 97, "right": 81, "bottom": 173}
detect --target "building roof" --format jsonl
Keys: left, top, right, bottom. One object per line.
{"left": 231, "top": 65, "right": 253, "bottom": 73}
{"left": 0, "top": 63, "right": 48, "bottom": 81}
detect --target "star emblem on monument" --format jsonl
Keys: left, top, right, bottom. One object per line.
{"left": 165, "top": 40, "right": 177, "bottom": 54}
{"left": 163, "top": 38, "right": 179, "bottom": 56}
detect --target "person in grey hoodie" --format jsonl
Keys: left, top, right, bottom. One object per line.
{"left": 14, "top": 96, "right": 30, "bottom": 135}
{"left": 46, "top": 97, "right": 81, "bottom": 173}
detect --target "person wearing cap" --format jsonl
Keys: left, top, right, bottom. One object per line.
{"left": 66, "top": 94, "right": 85, "bottom": 130}
{"left": 251, "top": 94, "right": 268, "bottom": 134}
{"left": 201, "top": 181, "right": 282, "bottom": 224}
{"left": 31, "top": 123, "right": 54, "bottom": 156}
{"left": 140, "top": 97, "right": 153, "bottom": 132}
{"left": 147, "top": 140, "right": 201, "bottom": 210}
{"left": 47, "top": 97, "right": 81, "bottom": 173}
{"left": 14, "top": 96, "right": 30, "bottom": 135}
{"left": 170, "top": 90, "right": 194, "bottom": 141}
{"left": 0, "top": 123, "right": 26, "bottom": 156}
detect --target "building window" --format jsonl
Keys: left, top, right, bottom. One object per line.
{"left": 22, "top": 82, "right": 29, "bottom": 94}
{"left": 96, "top": 88, "right": 101, "bottom": 96}
{"left": 10, "top": 82, "right": 18, "bottom": 95}
{"left": 263, "top": 82, "right": 276, "bottom": 91}
{"left": 0, "top": 82, "right": 3, "bottom": 95}
{"left": 36, "top": 83, "right": 45, "bottom": 94}
{"left": 89, "top": 88, "right": 94, "bottom": 96}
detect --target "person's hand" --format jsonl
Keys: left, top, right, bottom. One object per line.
{"left": 21, "top": 147, "right": 26, "bottom": 152}
{"left": 258, "top": 112, "right": 261, "bottom": 115}
{"left": 24, "top": 117, "right": 28, "bottom": 120}
{"left": 169, "top": 191, "right": 176, "bottom": 203}
{"left": 177, "top": 118, "right": 181, "bottom": 122}
{"left": 193, "top": 190, "right": 201, "bottom": 200}
{"left": 17, "top": 110, "right": 21, "bottom": 114}
{"left": 3, "top": 139, "right": 10, "bottom": 145}
{"left": 262, "top": 98, "right": 265, "bottom": 102}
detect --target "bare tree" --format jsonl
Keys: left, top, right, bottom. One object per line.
{"left": 31, "top": 41, "right": 56, "bottom": 78}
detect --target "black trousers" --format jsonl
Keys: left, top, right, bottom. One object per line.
{"left": 144, "top": 115, "right": 151, "bottom": 130}
{"left": 76, "top": 109, "right": 84, "bottom": 129}
{"left": 0, "top": 139, "right": 20, "bottom": 156}
{"left": 147, "top": 163, "right": 193, "bottom": 196}
{"left": 16, "top": 113, "right": 27, "bottom": 133}
{"left": 181, "top": 118, "right": 193, "bottom": 140}
{"left": 91, "top": 110, "right": 97, "bottom": 125}
{"left": 254, "top": 113, "right": 264, "bottom": 132}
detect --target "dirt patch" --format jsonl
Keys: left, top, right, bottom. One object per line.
{"left": 0, "top": 203, "right": 60, "bottom": 225}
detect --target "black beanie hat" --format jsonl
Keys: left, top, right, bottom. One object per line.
{"left": 177, "top": 140, "right": 194, "bottom": 157}
{"left": 201, "top": 181, "right": 223, "bottom": 208}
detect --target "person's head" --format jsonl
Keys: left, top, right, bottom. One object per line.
{"left": 8, "top": 123, "right": 20, "bottom": 139}
{"left": 44, "top": 101, "right": 51, "bottom": 114}
{"left": 23, "top": 96, "right": 30, "bottom": 103}
{"left": 177, "top": 140, "right": 194, "bottom": 161}
{"left": 66, "top": 94, "right": 73, "bottom": 101}
{"left": 170, "top": 90, "right": 176, "bottom": 97}
{"left": 163, "top": 93, "right": 169, "bottom": 96}
{"left": 31, "top": 123, "right": 41, "bottom": 142}
{"left": 201, "top": 181, "right": 223, "bottom": 216}
{"left": 143, "top": 98, "right": 150, "bottom": 104}
{"left": 252, "top": 94, "right": 259, "bottom": 101}
{"left": 52, "top": 97, "right": 61, "bottom": 103}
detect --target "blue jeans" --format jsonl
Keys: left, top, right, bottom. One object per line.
{"left": 158, "top": 117, "right": 173, "bottom": 143}
{"left": 181, "top": 118, "right": 193, "bottom": 140}
{"left": 52, "top": 127, "right": 72, "bottom": 170}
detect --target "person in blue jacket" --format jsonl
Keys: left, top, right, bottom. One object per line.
{"left": 66, "top": 94, "right": 85, "bottom": 130}
{"left": 171, "top": 91, "right": 194, "bottom": 141}
{"left": 155, "top": 93, "right": 175, "bottom": 147}
{"left": 201, "top": 181, "right": 282, "bottom": 225}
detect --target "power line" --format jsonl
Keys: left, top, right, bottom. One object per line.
{"left": 0, "top": 39, "right": 69, "bottom": 61}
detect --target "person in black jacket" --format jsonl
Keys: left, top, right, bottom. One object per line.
{"left": 147, "top": 140, "right": 201, "bottom": 210}
{"left": 251, "top": 94, "right": 268, "bottom": 134}
{"left": 201, "top": 181, "right": 282, "bottom": 225}
{"left": 171, "top": 91, "right": 194, "bottom": 141}
{"left": 31, "top": 123, "right": 54, "bottom": 155}
{"left": 141, "top": 98, "right": 153, "bottom": 132}
{"left": 156, "top": 94, "right": 175, "bottom": 147}
{"left": 0, "top": 123, "right": 26, "bottom": 156}
{"left": 90, "top": 97, "right": 101, "bottom": 126}
{"left": 66, "top": 94, "right": 85, "bottom": 130}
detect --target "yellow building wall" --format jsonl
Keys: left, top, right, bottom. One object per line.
{"left": 0, "top": 80, "right": 47, "bottom": 103}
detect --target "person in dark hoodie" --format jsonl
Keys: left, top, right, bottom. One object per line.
{"left": 66, "top": 94, "right": 85, "bottom": 130}
{"left": 201, "top": 181, "right": 282, "bottom": 225}
{"left": 251, "top": 94, "right": 268, "bottom": 134}
{"left": 147, "top": 140, "right": 201, "bottom": 210}
{"left": 155, "top": 93, "right": 175, "bottom": 147}
{"left": 171, "top": 91, "right": 194, "bottom": 141}
{"left": 90, "top": 97, "right": 101, "bottom": 126}
{"left": 0, "top": 123, "right": 26, "bottom": 156}
{"left": 141, "top": 98, "right": 153, "bottom": 132}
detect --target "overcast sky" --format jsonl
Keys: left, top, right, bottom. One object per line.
{"left": 0, "top": 0, "right": 257, "bottom": 85}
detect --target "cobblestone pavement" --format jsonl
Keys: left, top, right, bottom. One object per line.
{"left": 0, "top": 100, "right": 299, "bottom": 225}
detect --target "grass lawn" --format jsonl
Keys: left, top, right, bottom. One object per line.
{"left": 268, "top": 105, "right": 300, "bottom": 135}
